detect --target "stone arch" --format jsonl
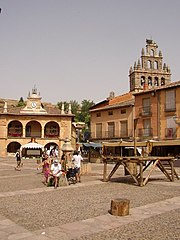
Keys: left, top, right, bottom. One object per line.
{"left": 141, "top": 76, "right": 145, "bottom": 86}
{"left": 44, "top": 121, "right": 60, "bottom": 138}
{"left": 8, "top": 120, "right": 23, "bottom": 137}
{"left": 148, "top": 76, "right": 152, "bottom": 86}
{"left": 154, "top": 61, "right": 158, "bottom": 69}
{"left": 161, "top": 77, "right": 165, "bottom": 85}
{"left": 7, "top": 141, "right": 21, "bottom": 154}
{"left": 44, "top": 142, "right": 59, "bottom": 157}
{"left": 154, "top": 77, "right": 159, "bottom": 86}
{"left": 25, "top": 120, "right": 42, "bottom": 138}
{"left": 147, "top": 60, "right": 152, "bottom": 69}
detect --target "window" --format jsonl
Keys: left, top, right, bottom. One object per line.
{"left": 108, "top": 122, "right": 115, "bottom": 138}
{"left": 142, "top": 98, "right": 151, "bottom": 115}
{"left": 161, "top": 78, "right": 165, "bottom": 85}
{"left": 141, "top": 76, "right": 145, "bottom": 86}
{"left": 143, "top": 119, "right": 151, "bottom": 137}
{"left": 148, "top": 77, "right": 152, "bottom": 86}
{"left": 121, "top": 109, "right": 126, "bottom": 114}
{"left": 165, "top": 90, "right": 175, "bottom": 111}
{"left": 96, "top": 123, "right": 102, "bottom": 138}
{"left": 154, "top": 77, "right": 159, "bottom": 86}
{"left": 147, "top": 60, "right": 152, "bottom": 69}
{"left": 96, "top": 112, "right": 101, "bottom": 117}
{"left": 154, "top": 61, "right": 158, "bottom": 69}
{"left": 166, "top": 116, "right": 176, "bottom": 138}
{"left": 120, "top": 121, "right": 128, "bottom": 137}
{"left": 108, "top": 111, "right": 113, "bottom": 116}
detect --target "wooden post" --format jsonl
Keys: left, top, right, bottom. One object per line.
{"left": 103, "top": 159, "right": 108, "bottom": 182}
{"left": 139, "top": 162, "right": 144, "bottom": 187}
{"left": 110, "top": 198, "right": 130, "bottom": 216}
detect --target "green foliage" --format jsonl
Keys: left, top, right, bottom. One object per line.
{"left": 16, "top": 97, "right": 25, "bottom": 107}
{"left": 57, "top": 99, "right": 95, "bottom": 128}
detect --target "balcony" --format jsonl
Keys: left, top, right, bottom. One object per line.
{"left": 138, "top": 128, "right": 153, "bottom": 138}
{"left": 164, "top": 104, "right": 176, "bottom": 112}
{"left": 8, "top": 127, "right": 22, "bottom": 137}
{"left": 165, "top": 128, "right": 176, "bottom": 139}
{"left": 26, "top": 131, "right": 41, "bottom": 138}
{"left": 8, "top": 132, "right": 22, "bottom": 137}
{"left": 44, "top": 132, "right": 59, "bottom": 138}
{"left": 90, "top": 130, "right": 133, "bottom": 140}
{"left": 139, "top": 106, "right": 152, "bottom": 117}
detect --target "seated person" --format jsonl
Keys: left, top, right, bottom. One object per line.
{"left": 50, "top": 159, "right": 62, "bottom": 189}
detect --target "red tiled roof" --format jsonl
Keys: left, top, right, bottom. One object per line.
{"left": 90, "top": 92, "right": 134, "bottom": 112}
{"left": 109, "top": 92, "right": 134, "bottom": 105}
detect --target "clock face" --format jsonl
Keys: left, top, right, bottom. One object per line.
{"left": 31, "top": 102, "right": 37, "bottom": 108}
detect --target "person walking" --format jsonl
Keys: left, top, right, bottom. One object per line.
{"left": 15, "top": 149, "right": 22, "bottom": 170}
{"left": 72, "top": 151, "right": 83, "bottom": 183}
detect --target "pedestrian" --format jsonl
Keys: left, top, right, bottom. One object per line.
{"left": 72, "top": 150, "right": 83, "bottom": 183}
{"left": 50, "top": 159, "right": 62, "bottom": 189}
{"left": 37, "top": 157, "right": 51, "bottom": 185}
{"left": 61, "top": 153, "right": 66, "bottom": 171}
{"left": 15, "top": 149, "right": 22, "bottom": 170}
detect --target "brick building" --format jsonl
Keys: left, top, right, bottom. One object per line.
{"left": 90, "top": 39, "right": 180, "bottom": 155}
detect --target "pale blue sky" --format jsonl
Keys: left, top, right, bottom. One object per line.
{"left": 0, "top": 0, "right": 180, "bottom": 104}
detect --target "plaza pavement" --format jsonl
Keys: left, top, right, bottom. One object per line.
{"left": 0, "top": 157, "right": 179, "bottom": 240}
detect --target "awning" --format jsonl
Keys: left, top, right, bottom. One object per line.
{"left": 82, "top": 142, "right": 102, "bottom": 148}
{"left": 20, "top": 142, "right": 44, "bottom": 150}
{"left": 102, "top": 141, "right": 147, "bottom": 147}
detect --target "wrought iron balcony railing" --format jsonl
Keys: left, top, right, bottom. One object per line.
{"left": 139, "top": 106, "right": 152, "bottom": 117}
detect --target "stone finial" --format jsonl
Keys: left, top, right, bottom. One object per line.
{"left": 163, "top": 63, "right": 166, "bottom": 70}
{"left": 141, "top": 48, "right": 145, "bottom": 56}
{"left": 61, "top": 102, "right": 65, "bottom": 114}
{"left": 68, "top": 103, "right": 72, "bottom": 114}
{"left": 134, "top": 61, "right": 137, "bottom": 70}
{"left": 4, "top": 102, "right": 7, "bottom": 113}
{"left": 129, "top": 66, "right": 133, "bottom": 74}
{"left": 167, "top": 65, "right": 171, "bottom": 73}
{"left": 137, "top": 59, "right": 141, "bottom": 69}
{"left": 159, "top": 50, "right": 162, "bottom": 57}
{"left": 32, "top": 85, "right": 37, "bottom": 94}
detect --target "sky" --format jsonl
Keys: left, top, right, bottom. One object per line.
{"left": 0, "top": 0, "right": 180, "bottom": 104}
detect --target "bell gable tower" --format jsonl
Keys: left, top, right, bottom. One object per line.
{"left": 129, "top": 39, "right": 171, "bottom": 92}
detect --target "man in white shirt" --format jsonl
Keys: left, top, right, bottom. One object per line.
{"left": 50, "top": 159, "right": 62, "bottom": 188}
{"left": 72, "top": 151, "right": 83, "bottom": 183}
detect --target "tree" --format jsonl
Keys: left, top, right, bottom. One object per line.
{"left": 77, "top": 100, "right": 94, "bottom": 127}
{"left": 57, "top": 99, "right": 94, "bottom": 127}
{"left": 57, "top": 101, "right": 69, "bottom": 112}
{"left": 16, "top": 97, "right": 25, "bottom": 107}
{"left": 57, "top": 99, "right": 94, "bottom": 142}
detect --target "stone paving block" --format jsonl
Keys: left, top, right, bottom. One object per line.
{"left": 8, "top": 232, "right": 34, "bottom": 240}
{"left": 34, "top": 227, "right": 72, "bottom": 240}
{"left": 0, "top": 219, "right": 17, "bottom": 230}
{"left": 0, "top": 230, "right": 9, "bottom": 240}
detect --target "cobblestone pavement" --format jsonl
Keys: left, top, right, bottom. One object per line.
{"left": 0, "top": 157, "right": 179, "bottom": 240}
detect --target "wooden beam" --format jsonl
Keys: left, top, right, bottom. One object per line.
{"left": 107, "top": 161, "right": 121, "bottom": 181}
{"left": 121, "top": 162, "right": 139, "bottom": 185}
{"left": 143, "top": 159, "right": 159, "bottom": 186}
